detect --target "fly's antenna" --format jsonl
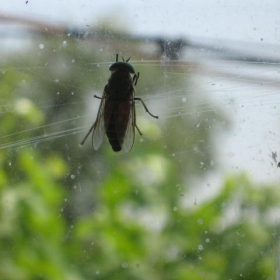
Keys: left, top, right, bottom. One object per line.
{"left": 121, "top": 56, "right": 131, "bottom": 62}
{"left": 116, "top": 54, "right": 119, "bottom": 62}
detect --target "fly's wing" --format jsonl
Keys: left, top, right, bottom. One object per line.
{"left": 121, "top": 90, "right": 135, "bottom": 153}
{"left": 91, "top": 90, "right": 107, "bottom": 150}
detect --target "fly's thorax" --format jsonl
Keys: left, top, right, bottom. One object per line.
{"left": 107, "top": 69, "right": 134, "bottom": 98}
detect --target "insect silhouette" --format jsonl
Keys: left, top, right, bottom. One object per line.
{"left": 80, "top": 54, "right": 158, "bottom": 152}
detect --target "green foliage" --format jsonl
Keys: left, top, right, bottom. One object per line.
{"left": 0, "top": 28, "right": 278, "bottom": 280}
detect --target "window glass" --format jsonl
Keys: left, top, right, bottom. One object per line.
{"left": 0, "top": 1, "right": 279, "bottom": 279}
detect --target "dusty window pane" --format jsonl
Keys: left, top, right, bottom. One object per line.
{"left": 0, "top": 1, "right": 279, "bottom": 279}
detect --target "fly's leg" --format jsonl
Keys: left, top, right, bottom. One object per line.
{"left": 131, "top": 97, "right": 143, "bottom": 136}
{"left": 80, "top": 94, "right": 104, "bottom": 145}
{"left": 94, "top": 95, "right": 102, "bottom": 99}
{"left": 133, "top": 73, "right": 140, "bottom": 86}
{"left": 80, "top": 121, "right": 98, "bottom": 145}
{"left": 135, "top": 124, "right": 143, "bottom": 135}
{"left": 134, "top": 97, "right": 158, "bottom": 119}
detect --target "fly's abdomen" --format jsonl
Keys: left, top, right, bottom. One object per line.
{"left": 106, "top": 123, "right": 123, "bottom": 151}
{"left": 104, "top": 99, "right": 131, "bottom": 152}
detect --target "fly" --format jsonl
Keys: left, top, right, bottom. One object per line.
{"left": 80, "top": 54, "right": 158, "bottom": 152}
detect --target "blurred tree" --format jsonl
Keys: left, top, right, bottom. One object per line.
{"left": 71, "top": 171, "right": 279, "bottom": 280}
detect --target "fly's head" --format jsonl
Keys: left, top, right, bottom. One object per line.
{"left": 109, "top": 54, "right": 135, "bottom": 75}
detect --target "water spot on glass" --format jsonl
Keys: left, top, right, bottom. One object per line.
{"left": 227, "top": 152, "right": 235, "bottom": 158}
{"left": 198, "top": 244, "right": 203, "bottom": 251}
{"left": 54, "top": 79, "right": 59, "bottom": 83}
{"left": 122, "top": 262, "right": 128, "bottom": 269}
{"left": 71, "top": 174, "right": 75, "bottom": 179}
{"left": 240, "top": 232, "right": 246, "bottom": 238}
{"left": 173, "top": 207, "right": 177, "bottom": 211}
{"left": 71, "top": 59, "right": 75, "bottom": 63}
{"left": 63, "top": 40, "right": 67, "bottom": 46}
{"left": 206, "top": 238, "right": 210, "bottom": 242}
{"left": 96, "top": 271, "right": 100, "bottom": 275}
{"left": 39, "top": 44, "right": 44, "bottom": 49}
{"left": 197, "top": 218, "right": 203, "bottom": 225}
{"left": 182, "top": 97, "right": 187, "bottom": 102}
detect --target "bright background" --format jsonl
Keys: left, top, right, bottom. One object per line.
{"left": 2, "top": 0, "right": 280, "bottom": 42}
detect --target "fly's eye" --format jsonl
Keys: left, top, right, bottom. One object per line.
{"left": 109, "top": 62, "right": 135, "bottom": 74}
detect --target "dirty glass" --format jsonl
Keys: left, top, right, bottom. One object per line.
{"left": 0, "top": 1, "right": 279, "bottom": 279}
